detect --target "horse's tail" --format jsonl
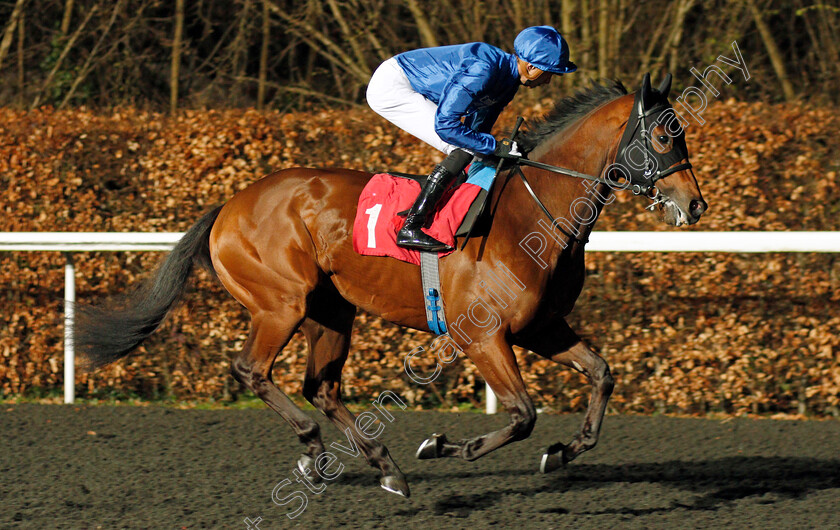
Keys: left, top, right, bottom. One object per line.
{"left": 75, "top": 206, "right": 223, "bottom": 371}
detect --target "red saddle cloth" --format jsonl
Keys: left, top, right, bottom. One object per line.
{"left": 353, "top": 173, "right": 482, "bottom": 265}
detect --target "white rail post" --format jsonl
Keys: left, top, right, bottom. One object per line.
{"left": 63, "top": 253, "right": 75, "bottom": 404}
{"left": 486, "top": 382, "right": 497, "bottom": 414}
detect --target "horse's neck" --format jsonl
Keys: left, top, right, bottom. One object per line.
{"left": 527, "top": 113, "right": 617, "bottom": 245}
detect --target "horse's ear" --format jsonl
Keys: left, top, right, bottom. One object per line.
{"left": 640, "top": 72, "right": 655, "bottom": 107}
{"left": 658, "top": 73, "right": 672, "bottom": 99}
{"left": 641, "top": 73, "right": 651, "bottom": 96}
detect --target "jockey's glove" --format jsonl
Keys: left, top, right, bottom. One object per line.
{"left": 493, "top": 139, "right": 523, "bottom": 160}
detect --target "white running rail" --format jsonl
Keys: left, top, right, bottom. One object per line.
{"left": 2, "top": 231, "right": 839, "bottom": 406}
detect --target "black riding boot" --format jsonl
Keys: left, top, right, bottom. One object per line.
{"left": 396, "top": 164, "right": 455, "bottom": 251}
{"left": 397, "top": 149, "right": 473, "bottom": 252}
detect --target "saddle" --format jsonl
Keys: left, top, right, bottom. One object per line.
{"left": 388, "top": 170, "right": 491, "bottom": 239}
{"left": 352, "top": 170, "right": 493, "bottom": 266}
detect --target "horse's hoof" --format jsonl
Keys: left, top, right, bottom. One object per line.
{"left": 540, "top": 452, "right": 563, "bottom": 474}
{"left": 416, "top": 433, "right": 447, "bottom": 459}
{"left": 297, "top": 454, "right": 322, "bottom": 483}
{"left": 380, "top": 475, "right": 410, "bottom": 498}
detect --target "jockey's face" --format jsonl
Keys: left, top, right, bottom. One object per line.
{"left": 518, "top": 61, "right": 555, "bottom": 88}
{"left": 524, "top": 70, "right": 554, "bottom": 88}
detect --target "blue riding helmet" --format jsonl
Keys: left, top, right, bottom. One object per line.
{"left": 514, "top": 26, "right": 577, "bottom": 74}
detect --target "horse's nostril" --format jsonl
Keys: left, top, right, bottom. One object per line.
{"left": 689, "top": 199, "right": 707, "bottom": 217}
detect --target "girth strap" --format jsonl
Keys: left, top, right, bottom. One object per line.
{"left": 420, "top": 251, "right": 448, "bottom": 335}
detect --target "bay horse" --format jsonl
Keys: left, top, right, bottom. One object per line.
{"left": 76, "top": 75, "right": 706, "bottom": 498}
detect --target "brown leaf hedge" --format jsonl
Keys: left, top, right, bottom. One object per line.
{"left": 1, "top": 99, "right": 839, "bottom": 416}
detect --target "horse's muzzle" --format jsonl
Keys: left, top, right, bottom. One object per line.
{"left": 689, "top": 198, "right": 708, "bottom": 222}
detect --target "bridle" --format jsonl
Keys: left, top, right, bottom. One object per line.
{"left": 460, "top": 74, "right": 695, "bottom": 249}
{"left": 613, "top": 73, "right": 693, "bottom": 197}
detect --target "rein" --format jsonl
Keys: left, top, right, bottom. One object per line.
{"left": 512, "top": 164, "right": 589, "bottom": 245}
{"left": 516, "top": 157, "right": 618, "bottom": 188}
{"left": 459, "top": 80, "right": 694, "bottom": 250}
{"left": 506, "top": 149, "right": 665, "bottom": 249}
{"left": 503, "top": 75, "right": 698, "bottom": 246}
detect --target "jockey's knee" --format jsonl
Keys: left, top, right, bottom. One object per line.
{"left": 440, "top": 149, "right": 473, "bottom": 174}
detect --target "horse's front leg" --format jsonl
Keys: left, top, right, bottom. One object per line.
{"left": 416, "top": 335, "right": 536, "bottom": 462}
{"left": 516, "top": 319, "right": 615, "bottom": 473}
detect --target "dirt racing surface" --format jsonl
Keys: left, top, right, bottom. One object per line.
{"left": 2, "top": 404, "right": 840, "bottom": 529}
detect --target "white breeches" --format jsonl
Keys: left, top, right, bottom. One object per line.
{"left": 366, "top": 57, "right": 458, "bottom": 155}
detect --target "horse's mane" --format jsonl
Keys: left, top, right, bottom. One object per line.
{"left": 518, "top": 79, "right": 628, "bottom": 152}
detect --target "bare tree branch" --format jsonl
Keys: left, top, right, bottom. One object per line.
{"left": 405, "top": 0, "right": 439, "bottom": 48}
{"left": 0, "top": 0, "right": 27, "bottom": 73}
{"left": 17, "top": 8, "right": 24, "bottom": 105}
{"left": 232, "top": 74, "right": 364, "bottom": 106}
{"left": 170, "top": 0, "right": 185, "bottom": 113}
{"left": 638, "top": 1, "right": 673, "bottom": 78}
{"left": 326, "top": 0, "right": 368, "bottom": 71}
{"left": 58, "top": 0, "right": 127, "bottom": 110}
{"left": 598, "top": 0, "right": 608, "bottom": 78}
{"left": 667, "top": 0, "right": 698, "bottom": 75}
{"left": 31, "top": 4, "right": 99, "bottom": 109}
{"left": 580, "top": 0, "right": 592, "bottom": 67}
{"left": 266, "top": 0, "right": 371, "bottom": 83}
{"left": 60, "top": 0, "right": 75, "bottom": 36}
{"left": 258, "top": 0, "right": 270, "bottom": 109}
{"left": 746, "top": 0, "right": 795, "bottom": 101}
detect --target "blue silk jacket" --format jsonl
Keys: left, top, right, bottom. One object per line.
{"left": 395, "top": 43, "right": 521, "bottom": 155}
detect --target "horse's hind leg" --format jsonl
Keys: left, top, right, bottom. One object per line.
{"left": 300, "top": 292, "right": 409, "bottom": 497}
{"left": 517, "top": 319, "right": 614, "bottom": 473}
{"left": 230, "top": 311, "right": 326, "bottom": 471}
{"left": 416, "top": 335, "right": 537, "bottom": 462}
{"left": 538, "top": 341, "right": 614, "bottom": 472}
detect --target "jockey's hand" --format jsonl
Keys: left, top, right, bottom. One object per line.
{"left": 493, "top": 139, "right": 523, "bottom": 160}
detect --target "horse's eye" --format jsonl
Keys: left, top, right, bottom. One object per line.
{"left": 658, "top": 135, "right": 669, "bottom": 144}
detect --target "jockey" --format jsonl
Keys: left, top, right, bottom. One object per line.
{"left": 366, "top": 26, "right": 577, "bottom": 252}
